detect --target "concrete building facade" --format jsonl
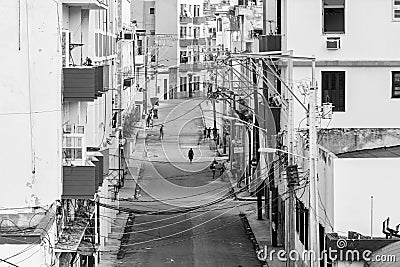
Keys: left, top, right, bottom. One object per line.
{"left": 0, "top": 0, "right": 135, "bottom": 266}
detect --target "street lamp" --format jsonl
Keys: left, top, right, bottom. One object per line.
{"left": 223, "top": 115, "right": 268, "bottom": 134}
{"left": 258, "top": 147, "right": 308, "bottom": 160}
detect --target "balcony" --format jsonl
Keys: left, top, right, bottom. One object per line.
{"left": 179, "top": 38, "right": 207, "bottom": 47}
{"left": 193, "top": 17, "right": 206, "bottom": 24}
{"left": 179, "top": 16, "right": 193, "bottom": 24}
{"left": 63, "top": 66, "right": 104, "bottom": 102}
{"left": 179, "top": 63, "right": 205, "bottom": 72}
{"left": 87, "top": 151, "right": 104, "bottom": 187}
{"left": 259, "top": 35, "right": 282, "bottom": 52}
{"left": 62, "top": 162, "right": 97, "bottom": 199}
{"left": 62, "top": 0, "right": 107, "bottom": 9}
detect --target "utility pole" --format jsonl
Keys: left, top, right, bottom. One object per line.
{"left": 154, "top": 37, "right": 159, "bottom": 98}
{"left": 213, "top": 67, "right": 217, "bottom": 132}
{"left": 309, "top": 58, "right": 320, "bottom": 267}
{"left": 286, "top": 51, "right": 296, "bottom": 267}
{"left": 251, "top": 59, "right": 262, "bottom": 220}
{"left": 143, "top": 35, "right": 148, "bottom": 116}
{"left": 229, "top": 57, "right": 234, "bottom": 171}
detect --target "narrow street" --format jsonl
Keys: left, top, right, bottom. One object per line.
{"left": 117, "top": 98, "right": 262, "bottom": 267}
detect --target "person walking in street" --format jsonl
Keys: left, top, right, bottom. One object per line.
{"left": 220, "top": 160, "right": 226, "bottom": 176}
{"left": 207, "top": 127, "right": 212, "bottom": 139}
{"left": 188, "top": 148, "right": 194, "bottom": 164}
{"left": 203, "top": 126, "right": 208, "bottom": 140}
{"left": 159, "top": 124, "right": 164, "bottom": 140}
{"left": 146, "top": 115, "right": 151, "bottom": 128}
{"left": 210, "top": 158, "right": 218, "bottom": 179}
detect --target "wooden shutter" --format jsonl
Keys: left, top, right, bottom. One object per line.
{"left": 322, "top": 71, "right": 345, "bottom": 112}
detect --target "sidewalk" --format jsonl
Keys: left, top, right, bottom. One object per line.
{"left": 98, "top": 122, "right": 146, "bottom": 266}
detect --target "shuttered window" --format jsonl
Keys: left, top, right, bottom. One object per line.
{"left": 322, "top": 71, "right": 345, "bottom": 112}
{"left": 392, "top": 71, "right": 400, "bottom": 98}
{"left": 394, "top": 0, "right": 400, "bottom": 20}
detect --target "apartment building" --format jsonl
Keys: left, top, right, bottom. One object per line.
{"left": 132, "top": 0, "right": 208, "bottom": 102}
{"left": 259, "top": 0, "right": 400, "bottom": 265}
{"left": 0, "top": 1, "right": 134, "bottom": 266}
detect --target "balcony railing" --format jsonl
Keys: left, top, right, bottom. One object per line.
{"left": 179, "top": 38, "right": 207, "bottom": 47}
{"left": 63, "top": 66, "right": 104, "bottom": 102}
{"left": 259, "top": 35, "right": 282, "bottom": 52}
{"left": 179, "top": 16, "right": 193, "bottom": 24}
{"left": 62, "top": 153, "right": 105, "bottom": 199}
{"left": 193, "top": 17, "right": 206, "bottom": 24}
{"left": 179, "top": 63, "right": 205, "bottom": 72}
{"left": 62, "top": 163, "right": 97, "bottom": 199}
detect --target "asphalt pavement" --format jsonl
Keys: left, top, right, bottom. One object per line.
{"left": 114, "top": 98, "right": 262, "bottom": 267}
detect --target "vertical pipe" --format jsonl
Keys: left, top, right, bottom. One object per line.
{"left": 287, "top": 50, "right": 295, "bottom": 267}
{"left": 309, "top": 58, "right": 320, "bottom": 267}
{"left": 144, "top": 35, "right": 148, "bottom": 115}
{"left": 371, "top": 196, "right": 374, "bottom": 238}
{"left": 229, "top": 58, "right": 234, "bottom": 171}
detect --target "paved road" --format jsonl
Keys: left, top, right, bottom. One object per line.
{"left": 116, "top": 98, "right": 262, "bottom": 267}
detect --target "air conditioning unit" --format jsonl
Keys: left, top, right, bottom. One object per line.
{"left": 326, "top": 37, "right": 340, "bottom": 50}
{"left": 322, "top": 103, "right": 333, "bottom": 119}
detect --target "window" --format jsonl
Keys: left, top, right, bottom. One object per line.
{"left": 180, "top": 77, "right": 187, "bottom": 92}
{"left": 392, "top": 71, "right": 400, "bottom": 98}
{"left": 322, "top": 71, "right": 345, "bottom": 112}
{"left": 194, "top": 27, "right": 200, "bottom": 38}
{"left": 394, "top": 0, "right": 400, "bottom": 20}
{"left": 323, "top": 0, "right": 345, "bottom": 33}
{"left": 137, "top": 39, "right": 143, "bottom": 55}
{"left": 180, "top": 4, "right": 187, "bottom": 16}
{"left": 193, "top": 76, "right": 200, "bottom": 91}
{"left": 180, "top": 51, "right": 188, "bottom": 63}
{"left": 188, "top": 27, "right": 192, "bottom": 37}
{"left": 63, "top": 135, "right": 83, "bottom": 160}
{"left": 149, "top": 7, "right": 155, "bottom": 14}
{"left": 194, "top": 5, "right": 200, "bottom": 17}
{"left": 217, "top": 18, "right": 222, "bottom": 32}
{"left": 180, "top": 26, "right": 187, "bottom": 38}
{"left": 150, "top": 30, "right": 155, "bottom": 35}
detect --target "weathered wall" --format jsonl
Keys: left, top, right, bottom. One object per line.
{"left": 317, "top": 128, "right": 400, "bottom": 154}
{"left": 0, "top": 1, "right": 62, "bottom": 208}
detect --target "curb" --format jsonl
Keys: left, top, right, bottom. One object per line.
{"left": 240, "top": 213, "right": 268, "bottom": 267}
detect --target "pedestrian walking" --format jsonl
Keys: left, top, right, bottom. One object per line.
{"left": 146, "top": 115, "right": 151, "bottom": 128}
{"left": 188, "top": 148, "right": 194, "bottom": 164}
{"left": 212, "top": 128, "right": 217, "bottom": 140}
{"left": 210, "top": 158, "right": 218, "bottom": 179}
{"left": 207, "top": 127, "right": 211, "bottom": 139}
{"left": 203, "top": 126, "right": 207, "bottom": 139}
{"left": 159, "top": 124, "right": 164, "bottom": 140}
{"left": 220, "top": 161, "right": 226, "bottom": 175}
